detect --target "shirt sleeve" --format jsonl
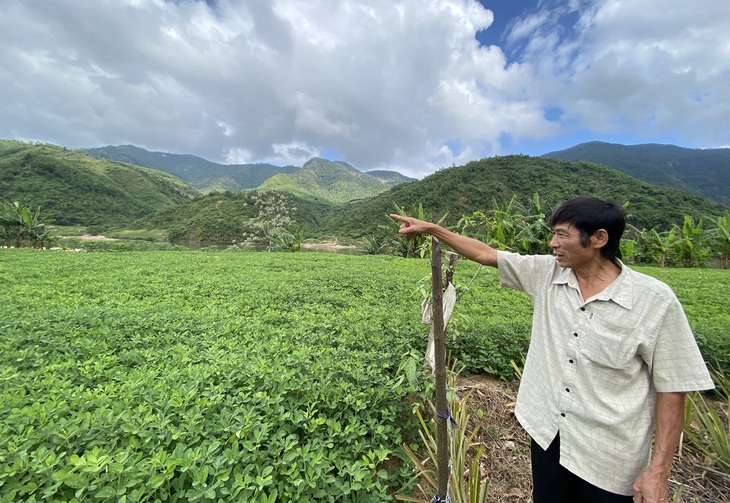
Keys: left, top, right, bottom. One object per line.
{"left": 649, "top": 293, "right": 715, "bottom": 393}
{"left": 498, "top": 251, "right": 555, "bottom": 299}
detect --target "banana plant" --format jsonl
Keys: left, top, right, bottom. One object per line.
{"left": 457, "top": 193, "right": 552, "bottom": 255}
{"left": 673, "top": 216, "right": 711, "bottom": 268}
{"left": 711, "top": 214, "right": 730, "bottom": 268}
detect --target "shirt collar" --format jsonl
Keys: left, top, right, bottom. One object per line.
{"left": 552, "top": 259, "right": 633, "bottom": 309}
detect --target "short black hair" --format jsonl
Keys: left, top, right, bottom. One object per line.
{"left": 550, "top": 197, "right": 626, "bottom": 260}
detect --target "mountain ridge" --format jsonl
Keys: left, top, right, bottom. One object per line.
{"left": 542, "top": 141, "right": 730, "bottom": 206}
{"left": 82, "top": 145, "right": 415, "bottom": 196}
{"left": 3, "top": 139, "right": 727, "bottom": 242}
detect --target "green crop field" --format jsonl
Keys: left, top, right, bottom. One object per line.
{"left": 0, "top": 250, "right": 727, "bottom": 502}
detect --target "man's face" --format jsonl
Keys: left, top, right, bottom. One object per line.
{"left": 550, "top": 223, "right": 593, "bottom": 268}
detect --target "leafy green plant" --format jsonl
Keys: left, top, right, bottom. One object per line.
{"left": 710, "top": 214, "right": 730, "bottom": 268}
{"left": 361, "top": 234, "right": 390, "bottom": 255}
{"left": 0, "top": 250, "right": 432, "bottom": 501}
{"left": 457, "top": 193, "right": 553, "bottom": 256}
{"left": 0, "top": 200, "right": 52, "bottom": 248}
{"left": 673, "top": 216, "right": 711, "bottom": 268}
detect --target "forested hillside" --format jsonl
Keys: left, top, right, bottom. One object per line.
{"left": 542, "top": 142, "right": 730, "bottom": 206}
{"left": 259, "top": 158, "right": 400, "bottom": 203}
{"left": 132, "top": 190, "right": 337, "bottom": 244}
{"left": 4, "top": 139, "right": 727, "bottom": 244}
{"left": 325, "top": 155, "right": 728, "bottom": 238}
{"left": 82, "top": 144, "right": 299, "bottom": 192}
{"left": 0, "top": 140, "right": 198, "bottom": 227}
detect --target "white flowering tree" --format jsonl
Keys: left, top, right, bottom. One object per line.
{"left": 240, "top": 192, "right": 296, "bottom": 251}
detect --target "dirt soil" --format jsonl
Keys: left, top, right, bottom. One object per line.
{"left": 451, "top": 374, "right": 730, "bottom": 503}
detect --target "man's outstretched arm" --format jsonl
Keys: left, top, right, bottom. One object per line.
{"left": 390, "top": 214, "right": 499, "bottom": 267}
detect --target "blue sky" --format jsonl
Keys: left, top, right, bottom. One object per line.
{"left": 1, "top": 0, "right": 728, "bottom": 177}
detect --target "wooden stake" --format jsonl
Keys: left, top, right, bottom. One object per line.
{"left": 431, "top": 238, "right": 449, "bottom": 501}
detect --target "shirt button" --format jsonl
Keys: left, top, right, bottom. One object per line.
{"left": 565, "top": 388, "right": 570, "bottom": 392}
{"left": 561, "top": 413, "right": 566, "bottom": 417}
{"left": 573, "top": 332, "right": 578, "bottom": 337}
{"left": 580, "top": 307, "right": 586, "bottom": 311}
{"left": 569, "top": 359, "right": 574, "bottom": 363}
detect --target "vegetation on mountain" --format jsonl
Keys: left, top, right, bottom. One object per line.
{"left": 542, "top": 141, "right": 730, "bottom": 206}
{"left": 325, "top": 155, "right": 728, "bottom": 238}
{"left": 131, "top": 190, "right": 337, "bottom": 244}
{"left": 82, "top": 144, "right": 299, "bottom": 192}
{"left": 259, "top": 158, "right": 397, "bottom": 204}
{"left": 1, "top": 140, "right": 198, "bottom": 227}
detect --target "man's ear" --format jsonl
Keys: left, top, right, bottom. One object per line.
{"left": 592, "top": 229, "right": 609, "bottom": 249}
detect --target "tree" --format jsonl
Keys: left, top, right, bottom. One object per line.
{"left": 240, "top": 192, "right": 296, "bottom": 252}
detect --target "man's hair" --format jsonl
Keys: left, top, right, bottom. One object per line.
{"left": 550, "top": 197, "right": 626, "bottom": 260}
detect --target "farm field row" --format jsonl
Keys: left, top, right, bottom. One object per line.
{"left": 1, "top": 250, "right": 727, "bottom": 502}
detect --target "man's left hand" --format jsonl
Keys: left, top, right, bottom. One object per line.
{"left": 632, "top": 466, "right": 669, "bottom": 503}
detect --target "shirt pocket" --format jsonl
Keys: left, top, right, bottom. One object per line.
{"left": 579, "top": 318, "right": 639, "bottom": 370}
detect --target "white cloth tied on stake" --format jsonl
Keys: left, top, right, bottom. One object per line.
{"left": 422, "top": 282, "right": 457, "bottom": 373}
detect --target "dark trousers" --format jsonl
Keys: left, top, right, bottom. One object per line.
{"left": 531, "top": 434, "right": 633, "bottom": 503}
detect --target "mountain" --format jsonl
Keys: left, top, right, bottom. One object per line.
{"left": 0, "top": 140, "right": 198, "bottom": 227}
{"left": 325, "top": 155, "right": 728, "bottom": 238}
{"left": 82, "top": 145, "right": 299, "bottom": 192}
{"left": 542, "top": 142, "right": 730, "bottom": 206}
{"left": 259, "top": 158, "right": 407, "bottom": 203}
{"left": 82, "top": 145, "right": 416, "bottom": 198}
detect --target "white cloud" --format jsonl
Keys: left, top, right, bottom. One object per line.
{"left": 509, "top": 0, "right": 730, "bottom": 147}
{"left": 271, "top": 141, "right": 321, "bottom": 166}
{"left": 0, "top": 0, "right": 728, "bottom": 178}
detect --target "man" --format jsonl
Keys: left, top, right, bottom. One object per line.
{"left": 391, "top": 197, "right": 714, "bottom": 503}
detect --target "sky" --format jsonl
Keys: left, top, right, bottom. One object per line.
{"left": 1, "top": 0, "right": 729, "bottom": 178}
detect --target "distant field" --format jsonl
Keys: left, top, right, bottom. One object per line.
{"left": 0, "top": 250, "right": 727, "bottom": 502}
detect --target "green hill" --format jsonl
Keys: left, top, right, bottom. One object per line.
{"left": 325, "top": 155, "right": 729, "bottom": 238}
{"left": 132, "top": 190, "right": 337, "bottom": 244}
{"left": 259, "top": 158, "right": 400, "bottom": 203}
{"left": 542, "top": 142, "right": 730, "bottom": 206}
{"left": 82, "top": 144, "right": 299, "bottom": 192}
{"left": 0, "top": 140, "right": 198, "bottom": 227}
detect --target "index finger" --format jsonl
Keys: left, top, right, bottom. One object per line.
{"left": 389, "top": 214, "right": 408, "bottom": 223}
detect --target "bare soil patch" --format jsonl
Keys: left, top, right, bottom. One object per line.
{"left": 75, "top": 234, "right": 119, "bottom": 241}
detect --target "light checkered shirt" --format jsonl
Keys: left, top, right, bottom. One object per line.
{"left": 498, "top": 251, "right": 714, "bottom": 496}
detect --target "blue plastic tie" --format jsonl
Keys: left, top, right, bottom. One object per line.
{"left": 435, "top": 407, "right": 459, "bottom": 429}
